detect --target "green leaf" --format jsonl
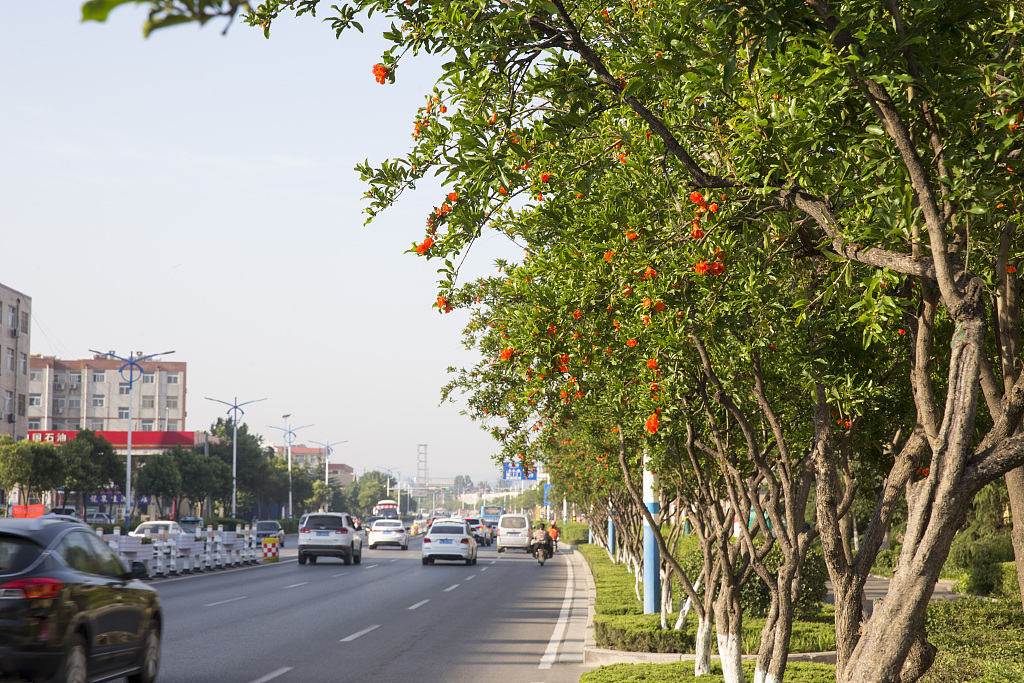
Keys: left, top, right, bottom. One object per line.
{"left": 81, "top": 0, "right": 135, "bottom": 22}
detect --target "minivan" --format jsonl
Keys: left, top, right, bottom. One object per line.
{"left": 495, "top": 513, "right": 532, "bottom": 552}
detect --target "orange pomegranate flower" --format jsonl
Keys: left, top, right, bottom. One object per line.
{"left": 627, "top": 339, "right": 637, "bottom": 347}
{"left": 626, "top": 231, "right": 638, "bottom": 240}
{"left": 689, "top": 190, "right": 706, "bottom": 208}
{"left": 645, "top": 412, "right": 659, "bottom": 433}
{"left": 573, "top": 310, "right": 582, "bottom": 319}
{"left": 372, "top": 63, "right": 390, "bottom": 84}
{"left": 605, "top": 251, "right": 616, "bottom": 262}
{"left": 500, "top": 348, "right": 514, "bottom": 360}
{"left": 498, "top": 186, "right": 507, "bottom": 194}
{"left": 1008, "top": 265, "right": 1018, "bottom": 274}
{"left": 647, "top": 359, "right": 658, "bottom": 370}
{"left": 416, "top": 236, "right": 434, "bottom": 254}
{"left": 653, "top": 301, "right": 666, "bottom": 311}
{"left": 644, "top": 266, "right": 657, "bottom": 279}
{"left": 448, "top": 192, "right": 458, "bottom": 202}
{"left": 693, "top": 261, "right": 710, "bottom": 275}
{"left": 709, "top": 261, "right": 725, "bottom": 276}
{"left": 541, "top": 172, "right": 550, "bottom": 182}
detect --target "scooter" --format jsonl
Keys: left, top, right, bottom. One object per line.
{"left": 531, "top": 541, "right": 553, "bottom": 566}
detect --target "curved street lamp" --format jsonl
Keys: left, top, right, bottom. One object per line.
{"left": 204, "top": 396, "right": 266, "bottom": 518}
{"left": 268, "top": 417, "right": 313, "bottom": 520}
{"left": 309, "top": 439, "right": 348, "bottom": 511}
{"left": 88, "top": 349, "right": 175, "bottom": 531}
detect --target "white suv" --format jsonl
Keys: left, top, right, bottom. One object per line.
{"left": 298, "top": 512, "right": 363, "bottom": 565}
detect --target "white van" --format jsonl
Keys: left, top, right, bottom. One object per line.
{"left": 496, "top": 513, "right": 532, "bottom": 552}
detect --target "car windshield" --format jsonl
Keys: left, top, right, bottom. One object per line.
{"left": 501, "top": 517, "right": 528, "bottom": 529}
{"left": 431, "top": 525, "right": 465, "bottom": 535}
{"left": 137, "top": 524, "right": 171, "bottom": 534}
{"left": 374, "top": 521, "right": 401, "bottom": 528}
{"left": 256, "top": 522, "right": 279, "bottom": 531}
{"left": 305, "top": 515, "right": 346, "bottom": 530}
{"left": 0, "top": 536, "right": 41, "bottom": 574}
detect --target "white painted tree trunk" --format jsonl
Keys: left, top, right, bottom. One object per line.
{"left": 675, "top": 578, "right": 701, "bottom": 630}
{"left": 694, "top": 613, "right": 713, "bottom": 676}
{"left": 717, "top": 630, "right": 745, "bottom": 683}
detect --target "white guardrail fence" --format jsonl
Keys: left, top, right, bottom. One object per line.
{"left": 97, "top": 525, "right": 267, "bottom": 578}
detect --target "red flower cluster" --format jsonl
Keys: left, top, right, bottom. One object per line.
{"left": 541, "top": 172, "right": 550, "bottom": 182}
{"left": 500, "top": 347, "right": 514, "bottom": 360}
{"left": 372, "top": 64, "right": 389, "bottom": 84}
{"left": 605, "top": 251, "right": 616, "bottom": 262}
{"left": 416, "top": 236, "right": 434, "bottom": 255}
{"left": 627, "top": 339, "right": 638, "bottom": 347}
{"left": 573, "top": 310, "right": 582, "bottom": 319}
{"left": 646, "top": 358, "right": 658, "bottom": 370}
{"left": 626, "top": 231, "right": 638, "bottom": 241}
{"left": 645, "top": 412, "right": 659, "bottom": 433}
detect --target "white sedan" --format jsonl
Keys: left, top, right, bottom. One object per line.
{"left": 367, "top": 519, "right": 409, "bottom": 550}
{"left": 129, "top": 520, "right": 183, "bottom": 538}
{"left": 421, "top": 519, "right": 477, "bottom": 565}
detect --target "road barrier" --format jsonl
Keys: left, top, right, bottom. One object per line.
{"left": 262, "top": 537, "right": 280, "bottom": 562}
{"left": 98, "top": 524, "right": 263, "bottom": 577}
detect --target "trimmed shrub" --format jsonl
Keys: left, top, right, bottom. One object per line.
{"left": 580, "top": 662, "right": 836, "bottom": 683}
{"left": 740, "top": 543, "right": 828, "bottom": 618}
{"left": 561, "top": 522, "right": 590, "bottom": 546}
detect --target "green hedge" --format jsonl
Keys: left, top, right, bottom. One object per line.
{"left": 561, "top": 522, "right": 590, "bottom": 546}
{"left": 920, "top": 597, "right": 1024, "bottom": 683}
{"left": 579, "top": 544, "right": 836, "bottom": 654}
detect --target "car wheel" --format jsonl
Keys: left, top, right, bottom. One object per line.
{"left": 298, "top": 553, "right": 307, "bottom": 565}
{"left": 354, "top": 547, "right": 362, "bottom": 565}
{"left": 422, "top": 556, "right": 430, "bottom": 565}
{"left": 465, "top": 556, "right": 473, "bottom": 566}
{"left": 343, "top": 546, "right": 353, "bottom": 565}
{"left": 497, "top": 546, "right": 505, "bottom": 553}
{"left": 369, "top": 544, "right": 376, "bottom": 550}
{"left": 52, "top": 633, "right": 87, "bottom": 683}
{"left": 126, "top": 627, "right": 160, "bottom": 683}
{"left": 280, "top": 537, "right": 285, "bottom": 548}
{"left": 401, "top": 544, "right": 408, "bottom": 551}
{"left": 309, "top": 555, "right": 318, "bottom": 564}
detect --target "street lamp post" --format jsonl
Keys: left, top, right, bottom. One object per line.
{"left": 268, "top": 417, "right": 312, "bottom": 520}
{"left": 88, "top": 349, "right": 175, "bottom": 531}
{"left": 204, "top": 396, "right": 266, "bottom": 519}
{"left": 309, "top": 439, "right": 347, "bottom": 511}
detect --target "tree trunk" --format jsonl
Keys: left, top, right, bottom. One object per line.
{"left": 715, "top": 583, "right": 745, "bottom": 683}
{"left": 695, "top": 612, "right": 713, "bottom": 676}
{"left": 1005, "top": 466, "right": 1024, "bottom": 611}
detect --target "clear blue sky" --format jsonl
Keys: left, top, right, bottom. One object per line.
{"left": 0, "top": 2, "right": 518, "bottom": 486}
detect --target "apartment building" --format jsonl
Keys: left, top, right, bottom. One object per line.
{"left": 28, "top": 353, "right": 187, "bottom": 431}
{"left": 0, "top": 284, "right": 31, "bottom": 439}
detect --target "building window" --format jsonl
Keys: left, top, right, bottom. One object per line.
{"left": 29, "top": 394, "right": 41, "bottom": 407}
{"left": 17, "top": 394, "right": 25, "bottom": 417}
{"left": 118, "top": 407, "right": 130, "bottom": 419}
{"left": 18, "top": 353, "right": 27, "bottom": 375}
{"left": 68, "top": 397, "right": 81, "bottom": 409}
{"left": 52, "top": 421, "right": 64, "bottom": 431}
{"left": 166, "top": 396, "right": 178, "bottom": 409}
{"left": 6, "top": 306, "right": 14, "bottom": 329}
{"left": 142, "top": 396, "right": 155, "bottom": 409}
{"left": 165, "top": 372, "right": 179, "bottom": 385}
{"left": 141, "top": 421, "right": 154, "bottom": 431}
{"left": 92, "top": 371, "right": 105, "bottom": 383}
{"left": 91, "top": 395, "right": 104, "bottom": 408}
{"left": 164, "top": 420, "right": 176, "bottom": 430}
{"left": 69, "top": 372, "right": 81, "bottom": 384}
{"left": 3, "top": 392, "right": 12, "bottom": 414}
{"left": 30, "top": 370, "right": 41, "bottom": 382}
{"left": 19, "top": 311, "right": 28, "bottom": 335}
{"left": 28, "top": 419, "right": 40, "bottom": 430}
{"left": 142, "top": 372, "right": 155, "bottom": 384}
{"left": 119, "top": 382, "right": 130, "bottom": 395}
{"left": 5, "top": 349, "right": 14, "bottom": 371}
{"left": 53, "top": 398, "right": 65, "bottom": 413}
{"left": 89, "top": 420, "right": 103, "bottom": 430}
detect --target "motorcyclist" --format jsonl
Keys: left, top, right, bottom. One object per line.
{"left": 531, "top": 522, "right": 553, "bottom": 558}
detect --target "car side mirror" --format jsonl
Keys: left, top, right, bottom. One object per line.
{"left": 128, "top": 561, "right": 149, "bottom": 580}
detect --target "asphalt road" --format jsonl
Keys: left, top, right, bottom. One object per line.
{"left": 140, "top": 535, "right": 592, "bottom": 683}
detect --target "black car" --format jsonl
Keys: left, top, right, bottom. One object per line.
{"left": 0, "top": 517, "right": 161, "bottom": 683}
{"left": 254, "top": 520, "right": 286, "bottom": 547}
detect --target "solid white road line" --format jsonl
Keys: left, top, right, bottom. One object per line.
{"left": 443, "top": 584, "right": 460, "bottom": 592}
{"left": 284, "top": 582, "right": 308, "bottom": 589}
{"left": 248, "top": 667, "right": 292, "bottom": 682}
{"left": 539, "top": 557, "right": 575, "bottom": 670}
{"left": 408, "top": 599, "right": 430, "bottom": 610}
{"left": 341, "top": 624, "right": 381, "bottom": 642}
{"left": 204, "top": 596, "right": 247, "bottom": 607}
{"left": 466, "top": 575, "right": 476, "bottom": 580}
{"left": 363, "top": 564, "right": 379, "bottom": 569}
